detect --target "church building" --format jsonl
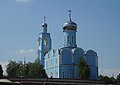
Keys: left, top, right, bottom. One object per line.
{"left": 38, "top": 11, "right": 98, "bottom": 80}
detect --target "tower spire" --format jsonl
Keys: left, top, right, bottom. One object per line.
{"left": 68, "top": 10, "right": 72, "bottom": 21}
{"left": 43, "top": 16, "right": 46, "bottom": 23}
{"left": 42, "top": 16, "right": 47, "bottom": 33}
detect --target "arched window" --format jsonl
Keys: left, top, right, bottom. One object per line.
{"left": 44, "top": 38, "right": 48, "bottom": 45}
{"left": 55, "top": 58, "right": 57, "bottom": 64}
{"left": 70, "top": 72, "right": 72, "bottom": 78}
{"left": 62, "top": 72, "right": 64, "bottom": 78}
{"left": 72, "top": 36, "right": 74, "bottom": 43}
{"left": 67, "top": 36, "right": 69, "bottom": 43}
{"left": 50, "top": 72, "right": 53, "bottom": 78}
{"left": 51, "top": 59, "right": 52, "bottom": 65}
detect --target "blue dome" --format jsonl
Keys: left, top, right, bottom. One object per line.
{"left": 86, "top": 50, "right": 97, "bottom": 56}
{"left": 63, "top": 20, "right": 77, "bottom": 30}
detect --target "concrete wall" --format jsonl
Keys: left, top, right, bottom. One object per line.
{"left": 8, "top": 78, "right": 106, "bottom": 85}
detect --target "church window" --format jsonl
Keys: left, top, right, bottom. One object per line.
{"left": 51, "top": 59, "right": 52, "bottom": 65}
{"left": 44, "top": 38, "right": 48, "bottom": 45}
{"left": 62, "top": 72, "right": 64, "bottom": 78}
{"left": 72, "top": 36, "right": 74, "bottom": 43}
{"left": 44, "top": 39, "right": 47, "bottom": 45}
{"left": 58, "top": 50, "right": 60, "bottom": 54}
{"left": 70, "top": 72, "right": 72, "bottom": 78}
{"left": 53, "top": 50, "right": 55, "bottom": 56}
{"left": 67, "top": 36, "right": 69, "bottom": 43}
{"left": 56, "top": 58, "right": 57, "bottom": 64}
{"left": 50, "top": 72, "right": 53, "bottom": 78}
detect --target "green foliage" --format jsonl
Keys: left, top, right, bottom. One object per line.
{"left": 6, "top": 61, "right": 18, "bottom": 78}
{"left": 78, "top": 57, "right": 90, "bottom": 79}
{"left": 6, "top": 59, "right": 47, "bottom": 78}
{"left": 110, "top": 77, "right": 117, "bottom": 84}
{"left": 99, "top": 74, "right": 117, "bottom": 84}
{"left": 26, "top": 59, "right": 47, "bottom": 78}
{"left": 0, "top": 64, "right": 3, "bottom": 78}
{"left": 16, "top": 61, "right": 24, "bottom": 77}
{"left": 117, "top": 73, "right": 120, "bottom": 82}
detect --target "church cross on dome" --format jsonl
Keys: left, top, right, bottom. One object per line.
{"left": 68, "top": 10, "right": 72, "bottom": 21}
{"left": 43, "top": 16, "right": 46, "bottom": 23}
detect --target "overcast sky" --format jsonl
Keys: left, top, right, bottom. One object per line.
{"left": 0, "top": 0, "right": 120, "bottom": 77}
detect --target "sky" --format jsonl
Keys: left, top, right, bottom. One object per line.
{"left": 0, "top": 0, "right": 120, "bottom": 77}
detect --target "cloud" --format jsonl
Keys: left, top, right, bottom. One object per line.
{"left": 99, "top": 68, "right": 120, "bottom": 78}
{"left": 15, "top": 48, "right": 37, "bottom": 59}
{"left": 0, "top": 62, "right": 8, "bottom": 75}
{"left": 17, "top": 49, "right": 35, "bottom": 54}
{"left": 16, "top": 0, "right": 30, "bottom": 2}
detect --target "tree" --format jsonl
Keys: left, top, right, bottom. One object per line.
{"left": 16, "top": 61, "right": 24, "bottom": 78}
{"left": 27, "top": 59, "right": 47, "bottom": 78}
{"left": 6, "top": 59, "right": 48, "bottom": 78}
{"left": 117, "top": 73, "right": 120, "bottom": 83}
{"left": 99, "top": 74, "right": 117, "bottom": 84}
{"left": 0, "top": 65, "right": 3, "bottom": 78}
{"left": 78, "top": 57, "right": 90, "bottom": 79}
{"left": 6, "top": 61, "right": 18, "bottom": 78}
{"left": 110, "top": 77, "right": 117, "bottom": 84}
{"left": 99, "top": 74, "right": 104, "bottom": 80}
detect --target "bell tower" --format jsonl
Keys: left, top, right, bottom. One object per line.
{"left": 38, "top": 17, "right": 51, "bottom": 65}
